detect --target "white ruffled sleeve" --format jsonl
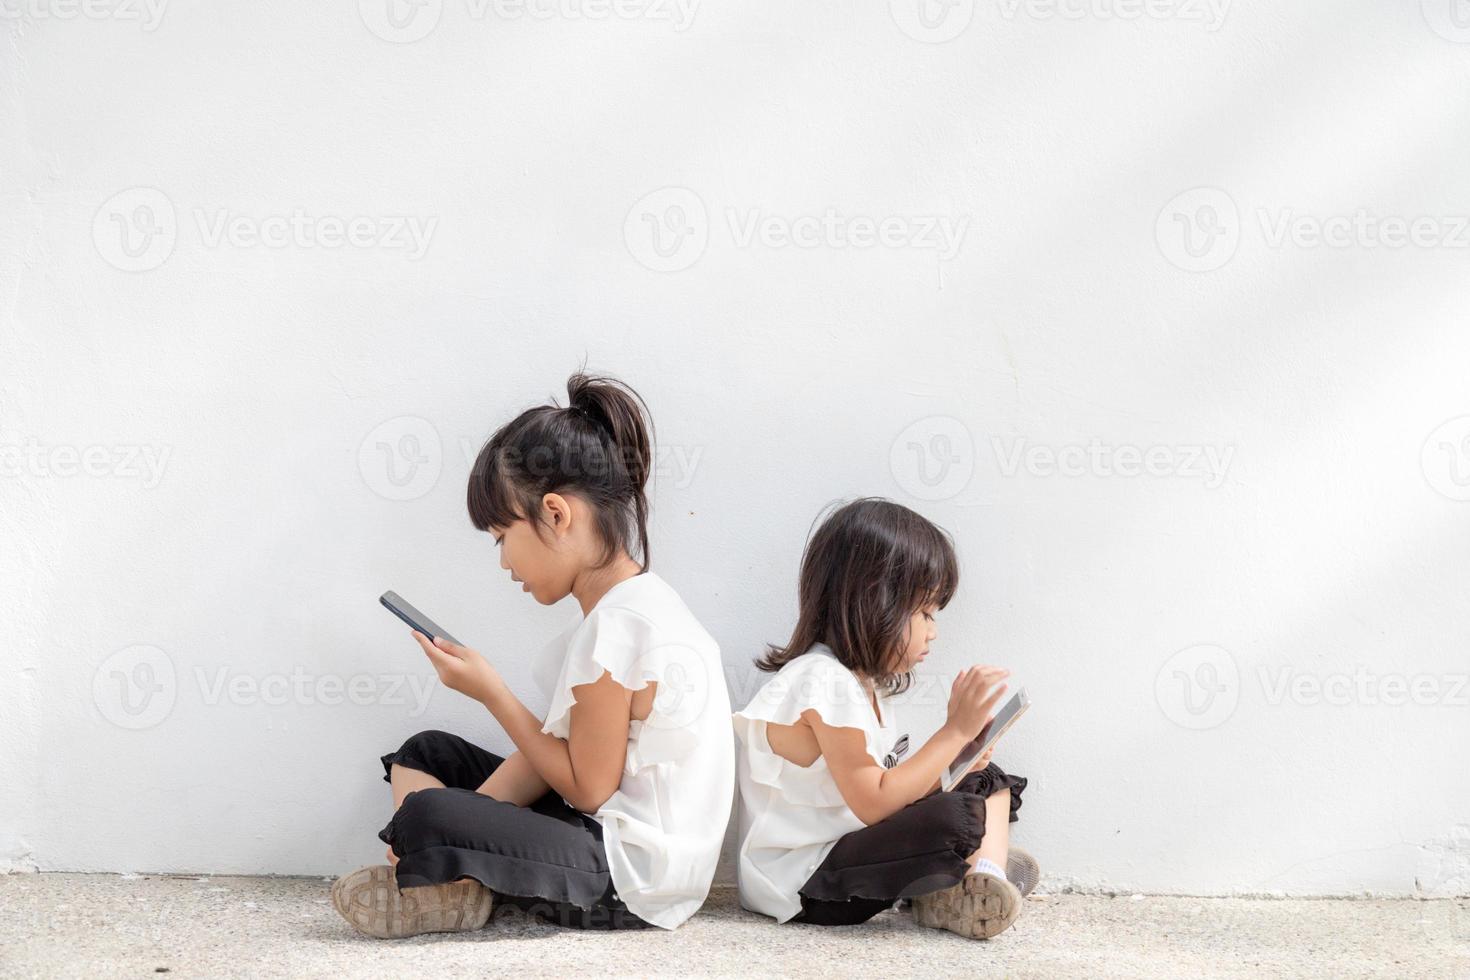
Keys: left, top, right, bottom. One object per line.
{"left": 732, "top": 653, "right": 889, "bottom": 807}
{"left": 539, "top": 606, "right": 707, "bottom": 771}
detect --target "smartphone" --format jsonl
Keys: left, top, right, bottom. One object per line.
{"left": 941, "top": 687, "right": 1030, "bottom": 792}
{"left": 379, "top": 591, "right": 460, "bottom": 646}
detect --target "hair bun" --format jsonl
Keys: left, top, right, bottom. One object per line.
{"left": 468, "top": 370, "right": 656, "bottom": 569}
{"left": 564, "top": 372, "right": 653, "bottom": 491}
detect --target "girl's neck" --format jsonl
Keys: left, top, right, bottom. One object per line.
{"left": 857, "top": 674, "right": 885, "bottom": 725}
{"left": 572, "top": 553, "right": 644, "bottom": 616}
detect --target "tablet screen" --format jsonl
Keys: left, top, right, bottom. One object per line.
{"left": 941, "top": 687, "right": 1030, "bottom": 792}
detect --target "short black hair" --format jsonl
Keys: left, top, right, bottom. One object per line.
{"left": 757, "top": 498, "right": 959, "bottom": 694}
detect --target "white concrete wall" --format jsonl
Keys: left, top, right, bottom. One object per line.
{"left": 3, "top": 0, "right": 1468, "bottom": 896}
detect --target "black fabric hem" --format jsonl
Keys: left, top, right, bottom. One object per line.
{"left": 798, "top": 764, "right": 1027, "bottom": 908}
{"left": 381, "top": 842, "right": 612, "bottom": 912}
{"left": 798, "top": 792, "right": 984, "bottom": 903}
{"left": 381, "top": 746, "right": 431, "bottom": 783}
{"left": 955, "top": 762, "right": 1027, "bottom": 822}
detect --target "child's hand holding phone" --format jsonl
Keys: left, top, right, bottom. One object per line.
{"left": 380, "top": 591, "right": 502, "bottom": 705}
{"left": 412, "top": 632, "right": 504, "bottom": 706}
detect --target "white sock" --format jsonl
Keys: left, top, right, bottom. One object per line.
{"left": 970, "top": 857, "right": 1006, "bottom": 880}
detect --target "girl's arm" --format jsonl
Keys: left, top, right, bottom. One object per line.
{"left": 808, "top": 666, "right": 1008, "bottom": 826}
{"left": 479, "top": 670, "right": 632, "bottom": 813}
{"left": 477, "top": 751, "right": 550, "bottom": 806}
{"left": 413, "top": 632, "right": 633, "bottom": 813}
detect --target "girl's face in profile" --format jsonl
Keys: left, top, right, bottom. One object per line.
{"left": 892, "top": 602, "right": 939, "bottom": 674}
{"left": 490, "top": 509, "right": 573, "bottom": 606}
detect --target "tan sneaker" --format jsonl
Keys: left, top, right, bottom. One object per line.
{"left": 1007, "top": 847, "right": 1041, "bottom": 898}
{"left": 912, "top": 872, "right": 1022, "bottom": 939}
{"left": 331, "top": 864, "right": 492, "bottom": 939}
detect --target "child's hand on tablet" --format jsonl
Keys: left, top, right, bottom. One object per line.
{"left": 944, "top": 665, "right": 1009, "bottom": 740}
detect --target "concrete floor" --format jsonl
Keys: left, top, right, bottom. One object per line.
{"left": 1, "top": 874, "right": 1466, "bottom": 979}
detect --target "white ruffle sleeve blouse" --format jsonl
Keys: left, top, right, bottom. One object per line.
{"left": 532, "top": 571, "right": 734, "bottom": 930}
{"left": 731, "top": 644, "right": 901, "bottom": 923}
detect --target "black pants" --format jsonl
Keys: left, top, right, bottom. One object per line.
{"left": 378, "top": 729, "right": 652, "bottom": 930}
{"left": 794, "top": 763, "right": 1028, "bottom": 926}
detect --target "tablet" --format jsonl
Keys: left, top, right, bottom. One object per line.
{"left": 380, "top": 591, "right": 460, "bottom": 646}
{"left": 941, "top": 687, "right": 1030, "bottom": 792}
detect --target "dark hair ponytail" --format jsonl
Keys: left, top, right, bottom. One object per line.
{"left": 467, "top": 372, "right": 655, "bottom": 568}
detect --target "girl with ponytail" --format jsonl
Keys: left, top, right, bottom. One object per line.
{"left": 333, "top": 373, "right": 733, "bottom": 936}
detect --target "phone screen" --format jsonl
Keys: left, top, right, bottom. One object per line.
{"left": 379, "top": 591, "right": 460, "bottom": 645}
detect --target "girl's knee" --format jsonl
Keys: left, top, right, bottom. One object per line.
{"left": 393, "top": 785, "right": 457, "bottom": 830}
{"left": 929, "top": 791, "right": 986, "bottom": 854}
{"left": 397, "top": 728, "right": 452, "bottom": 757}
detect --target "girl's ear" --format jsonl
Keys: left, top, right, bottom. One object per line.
{"left": 541, "top": 492, "right": 573, "bottom": 538}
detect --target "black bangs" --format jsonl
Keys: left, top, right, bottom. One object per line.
{"left": 466, "top": 439, "right": 535, "bottom": 533}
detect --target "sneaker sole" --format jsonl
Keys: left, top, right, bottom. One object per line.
{"left": 331, "top": 864, "right": 492, "bottom": 939}
{"left": 913, "top": 873, "right": 1022, "bottom": 940}
{"left": 1007, "top": 848, "right": 1041, "bottom": 898}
